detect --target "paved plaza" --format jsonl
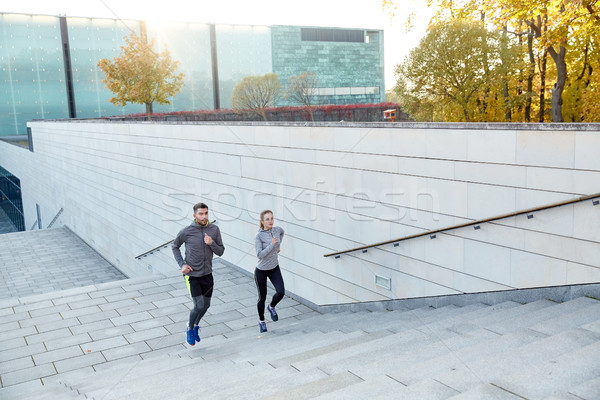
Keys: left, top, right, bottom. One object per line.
{"left": 0, "top": 228, "right": 599, "bottom": 399}
{"left": 0, "top": 227, "right": 127, "bottom": 299}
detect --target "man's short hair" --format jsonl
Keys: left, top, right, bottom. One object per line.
{"left": 193, "top": 202, "right": 208, "bottom": 212}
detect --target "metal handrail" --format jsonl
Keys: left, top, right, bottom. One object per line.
{"left": 324, "top": 192, "right": 600, "bottom": 258}
{"left": 135, "top": 220, "right": 216, "bottom": 259}
{"left": 47, "top": 207, "right": 64, "bottom": 228}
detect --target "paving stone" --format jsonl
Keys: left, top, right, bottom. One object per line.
{"left": 138, "top": 285, "right": 177, "bottom": 296}
{"left": 54, "top": 352, "right": 107, "bottom": 373}
{"left": 60, "top": 306, "right": 102, "bottom": 320}
{"left": 77, "top": 309, "right": 120, "bottom": 324}
{"left": 29, "top": 304, "right": 70, "bottom": 318}
{"left": 52, "top": 294, "right": 92, "bottom": 306}
{"left": 152, "top": 296, "right": 189, "bottom": 308}
{"left": 0, "top": 325, "right": 37, "bottom": 343}
{"left": 1, "top": 363, "right": 56, "bottom": 386}
{"left": 13, "top": 300, "right": 55, "bottom": 313}
{"left": 133, "top": 292, "right": 172, "bottom": 304}
{"left": 82, "top": 336, "right": 130, "bottom": 354}
{"left": 99, "top": 299, "right": 139, "bottom": 311}
{"left": 67, "top": 297, "right": 108, "bottom": 310}
{"left": 44, "top": 333, "right": 92, "bottom": 352}
{"left": 25, "top": 328, "right": 73, "bottom": 345}
{"left": 101, "top": 342, "right": 152, "bottom": 361}
{"left": 89, "top": 288, "right": 125, "bottom": 299}
{"left": 0, "top": 356, "right": 34, "bottom": 375}
{"left": 87, "top": 324, "right": 134, "bottom": 342}
{"left": 148, "top": 303, "right": 189, "bottom": 318}
{"left": 32, "top": 345, "right": 85, "bottom": 366}
{"left": 111, "top": 311, "right": 153, "bottom": 326}
{"left": 0, "top": 321, "right": 20, "bottom": 333}
{"left": 124, "top": 327, "right": 170, "bottom": 343}
{"left": 115, "top": 302, "right": 157, "bottom": 316}
{"left": 0, "top": 337, "right": 26, "bottom": 352}
{"left": 130, "top": 316, "right": 174, "bottom": 332}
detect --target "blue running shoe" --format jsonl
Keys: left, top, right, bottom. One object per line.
{"left": 193, "top": 326, "right": 201, "bottom": 343}
{"left": 267, "top": 305, "right": 279, "bottom": 322}
{"left": 186, "top": 328, "right": 195, "bottom": 346}
{"left": 259, "top": 320, "right": 267, "bottom": 333}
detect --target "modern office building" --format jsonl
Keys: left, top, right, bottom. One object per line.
{"left": 0, "top": 12, "right": 385, "bottom": 137}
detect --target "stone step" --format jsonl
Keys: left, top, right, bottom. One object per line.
{"left": 445, "top": 383, "right": 523, "bottom": 399}
{"left": 270, "top": 329, "right": 392, "bottom": 369}
{"left": 259, "top": 371, "right": 364, "bottom": 400}
{"left": 350, "top": 327, "right": 500, "bottom": 381}
{"left": 197, "top": 366, "right": 326, "bottom": 400}
{"left": 313, "top": 374, "right": 406, "bottom": 400}
{"left": 383, "top": 327, "right": 547, "bottom": 386}
{"left": 526, "top": 299, "right": 600, "bottom": 335}
{"left": 490, "top": 338, "right": 600, "bottom": 399}
{"left": 104, "top": 362, "right": 281, "bottom": 400}
{"left": 556, "top": 375, "right": 600, "bottom": 400}
{"left": 0, "top": 380, "right": 85, "bottom": 400}
{"left": 238, "top": 330, "right": 366, "bottom": 365}
{"left": 435, "top": 327, "right": 600, "bottom": 393}
{"left": 444, "top": 299, "right": 555, "bottom": 334}
{"left": 485, "top": 297, "right": 599, "bottom": 335}
{"left": 180, "top": 326, "right": 354, "bottom": 363}
{"left": 372, "top": 377, "right": 461, "bottom": 400}
{"left": 316, "top": 322, "right": 465, "bottom": 376}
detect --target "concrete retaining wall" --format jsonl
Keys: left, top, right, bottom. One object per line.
{"left": 1, "top": 121, "right": 599, "bottom": 305}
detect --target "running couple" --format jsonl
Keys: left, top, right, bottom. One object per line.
{"left": 172, "top": 202, "right": 286, "bottom": 345}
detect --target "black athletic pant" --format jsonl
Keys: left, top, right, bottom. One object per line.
{"left": 185, "top": 273, "right": 214, "bottom": 328}
{"left": 254, "top": 266, "right": 285, "bottom": 321}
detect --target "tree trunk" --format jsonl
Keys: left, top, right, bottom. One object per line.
{"left": 539, "top": 49, "right": 547, "bottom": 122}
{"left": 548, "top": 44, "right": 567, "bottom": 122}
{"left": 525, "top": 30, "right": 535, "bottom": 122}
{"left": 145, "top": 102, "right": 153, "bottom": 121}
{"left": 462, "top": 103, "right": 470, "bottom": 122}
{"left": 502, "top": 25, "right": 511, "bottom": 122}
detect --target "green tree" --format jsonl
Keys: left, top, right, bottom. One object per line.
{"left": 394, "top": 20, "right": 520, "bottom": 122}
{"left": 384, "top": 0, "right": 600, "bottom": 122}
{"left": 232, "top": 73, "right": 281, "bottom": 121}
{"left": 98, "top": 31, "right": 184, "bottom": 121}
{"left": 286, "top": 72, "right": 318, "bottom": 121}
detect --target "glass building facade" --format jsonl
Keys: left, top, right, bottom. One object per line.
{"left": 0, "top": 12, "right": 384, "bottom": 136}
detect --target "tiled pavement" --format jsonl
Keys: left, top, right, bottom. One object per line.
{"left": 0, "top": 260, "right": 309, "bottom": 393}
{"left": 1, "top": 228, "right": 599, "bottom": 399}
{"left": 0, "top": 227, "right": 127, "bottom": 299}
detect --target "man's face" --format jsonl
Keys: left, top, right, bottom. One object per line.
{"left": 194, "top": 208, "right": 209, "bottom": 225}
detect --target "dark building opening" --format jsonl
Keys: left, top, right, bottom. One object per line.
{"left": 0, "top": 166, "right": 25, "bottom": 233}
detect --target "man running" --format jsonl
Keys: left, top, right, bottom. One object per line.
{"left": 172, "top": 202, "right": 225, "bottom": 345}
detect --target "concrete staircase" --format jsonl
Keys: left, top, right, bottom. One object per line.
{"left": 1, "top": 265, "right": 599, "bottom": 399}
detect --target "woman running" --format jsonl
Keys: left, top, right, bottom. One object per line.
{"left": 254, "top": 210, "right": 285, "bottom": 333}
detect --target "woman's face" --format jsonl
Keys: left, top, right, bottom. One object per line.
{"left": 262, "top": 213, "right": 274, "bottom": 229}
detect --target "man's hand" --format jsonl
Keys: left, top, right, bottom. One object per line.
{"left": 204, "top": 233, "right": 213, "bottom": 245}
{"left": 181, "top": 264, "right": 192, "bottom": 274}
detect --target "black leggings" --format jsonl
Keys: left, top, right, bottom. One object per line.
{"left": 254, "top": 266, "right": 285, "bottom": 321}
{"left": 185, "top": 274, "right": 214, "bottom": 328}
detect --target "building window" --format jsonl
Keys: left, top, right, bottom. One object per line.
{"left": 301, "top": 28, "right": 364, "bottom": 43}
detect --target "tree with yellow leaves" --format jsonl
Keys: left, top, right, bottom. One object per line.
{"left": 98, "top": 31, "right": 185, "bottom": 121}
{"left": 385, "top": 0, "right": 600, "bottom": 122}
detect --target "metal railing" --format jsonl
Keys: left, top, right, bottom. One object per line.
{"left": 47, "top": 208, "right": 64, "bottom": 228}
{"left": 324, "top": 192, "right": 600, "bottom": 258}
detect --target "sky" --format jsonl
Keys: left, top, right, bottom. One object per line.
{"left": 1, "top": 0, "right": 434, "bottom": 90}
